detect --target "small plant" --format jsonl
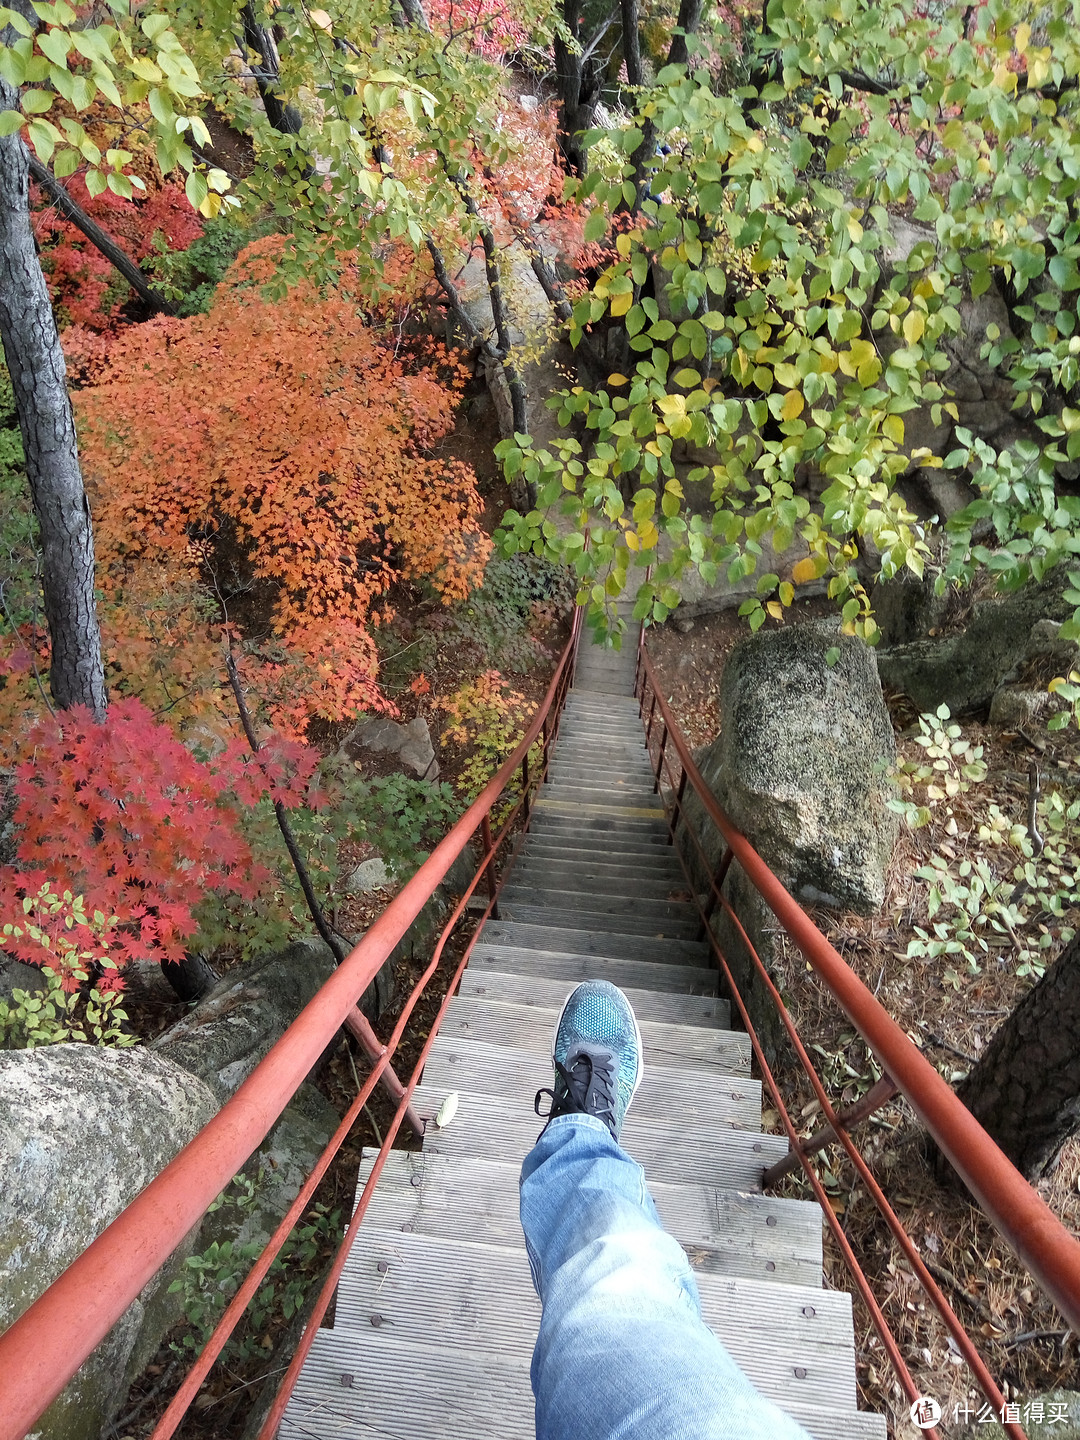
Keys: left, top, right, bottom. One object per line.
{"left": 443, "top": 554, "right": 572, "bottom": 673}
{"left": 168, "top": 1174, "right": 340, "bottom": 1362}
{"left": 889, "top": 703, "right": 988, "bottom": 829}
{"left": 436, "top": 669, "right": 537, "bottom": 801}
{"left": 0, "top": 885, "right": 134, "bottom": 1048}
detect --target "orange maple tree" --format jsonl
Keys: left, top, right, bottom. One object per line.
{"left": 73, "top": 239, "right": 491, "bottom": 734}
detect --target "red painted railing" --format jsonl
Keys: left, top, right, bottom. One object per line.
{"left": 634, "top": 640, "right": 1080, "bottom": 1440}
{"left": 0, "top": 608, "right": 584, "bottom": 1440}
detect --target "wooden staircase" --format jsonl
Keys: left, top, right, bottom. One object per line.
{"left": 279, "top": 620, "right": 886, "bottom": 1440}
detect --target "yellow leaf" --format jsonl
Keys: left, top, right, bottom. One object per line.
{"left": 1015, "top": 22, "right": 1030, "bottom": 52}
{"left": 773, "top": 362, "right": 799, "bottom": 388}
{"left": 616, "top": 231, "right": 632, "bottom": 257}
{"left": 657, "top": 394, "right": 686, "bottom": 415}
{"left": 903, "top": 310, "right": 925, "bottom": 345}
{"left": 639, "top": 521, "right": 659, "bottom": 549}
{"left": 625, "top": 530, "right": 640, "bottom": 551}
{"left": 1027, "top": 53, "right": 1049, "bottom": 88}
{"left": 766, "top": 601, "right": 783, "bottom": 620}
{"left": 882, "top": 414, "right": 905, "bottom": 445}
{"left": 992, "top": 61, "right": 1018, "bottom": 92}
{"left": 847, "top": 212, "right": 864, "bottom": 243}
{"left": 609, "top": 291, "right": 633, "bottom": 317}
{"left": 607, "top": 373, "right": 629, "bottom": 387}
{"left": 309, "top": 7, "right": 333, "bottom": 26}
{"left": 778, "top": 581, "right": 794, "bottom": 606}
{"left": 781, "top": 388, "right": 804, "bottom": 420}
{"left": 791, "top": 555, "right": 824, "bottom": 585}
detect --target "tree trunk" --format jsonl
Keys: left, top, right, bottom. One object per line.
{"left": 26, "top": 153, "right": 177, "bottom": 316}
{"left": 555, "top": 0, "right": 605, "bottom": 176}
{"left": 938, "top": 932, "right": 1080, "bottom": 1181}
{"left": 0, "top": 52, "right": 107, "bottom": 719}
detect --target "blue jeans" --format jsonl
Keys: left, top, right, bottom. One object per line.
{"left": 519, "top": 1115, "right": 813, "bottom": 1440}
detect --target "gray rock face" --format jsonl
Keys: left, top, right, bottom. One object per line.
{"left": 151, "top": 939, "right": 338, "bottom": 1103}
{"left": 342, "top": 715, "right": 437, "bottom": 779}
{"left": 876, "top": 574, "right": 1071, "bottom": 715}
{"left": 0, "top": 1045, "right": 217, "bottom": 1440}
{"left": 691, "top": 624, "right": 898, "bottom": 912}
{"left": 345, "top": 857, "right": 392, "bottom": 894}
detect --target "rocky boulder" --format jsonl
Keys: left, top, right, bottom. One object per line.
{"left": 0, "top": 1045, "right": 217, "bottom": 1440}
{"left": 340, "top": 715, "right": 437, "bottom": 780}
{"left": 151, "top": 939, "right": 339, "bottom": 1104}
{"left": 689, "top": 623, "right": 898, "bottom": 913}
{"left": 875, "top": 573, "right": 1072, "bottom": 715}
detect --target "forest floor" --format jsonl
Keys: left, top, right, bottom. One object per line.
{"left": 649, "top": 606, "right": 1080, "bottom": 1437}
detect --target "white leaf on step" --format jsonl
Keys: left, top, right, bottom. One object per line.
{"left": 434, "top": 1091, "right": 459, "bottom": 1128}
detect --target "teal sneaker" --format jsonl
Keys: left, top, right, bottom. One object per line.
{"left": 533, "top": 980, "right": 643, "bottom": 1142}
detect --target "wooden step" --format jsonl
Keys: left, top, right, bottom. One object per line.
{"left": 480, "top": 921, "right": 711, "bottom": 964}
{"left": 437, "top": 997, "right": 749, "bottom": 1074}
{"left": 508, "top": 867, "right": 689, "bottom": 901}
{"left": 529, "top": 805, "right": 669, "bottom": 830}
{"left": 500, "top": 884, "right": 696, "bottom": 924}
{"left": 511, "top": 851, "right": 685, "bottom": 881}
{"left": 356, "top": 1151, "right": 822, "bottom": 1285}
{"left": 497, "top": 901, "right": 700, "bottom": 940}
{"left": 424, "top": 1034, "right": 757, "bottom": 1126}
{"left": 469, "top": 944, "right": 719, "bottom": 994}
{"left": 280, "top": 1329, "right": 885, "bottom": 1440}
{"left": 538, "top": 786, "right": 663, "bottom": 810}
{"left": 520, "top": 831, "right": 677, "bottom": 856}
{"left": 414, "top": 1085, "right": 784, "bottom": 1189}
{"left": 458, "top": 969, "right": 727, "bottom": 1026}
{"left": 333, "top": 1230, "right": 860, "bottom": 1425}
{"left": 533, "top": 797, "right": 667, "bottom": 824}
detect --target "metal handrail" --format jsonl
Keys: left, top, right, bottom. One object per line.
{"left": 0, "top": 606, "right": 584, "bottom": 1440}
{"left": 634, "top": 638, "right": 1080, "bottom": 1438}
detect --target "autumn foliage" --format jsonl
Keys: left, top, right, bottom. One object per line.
{"left": 33, "top": 175, "right": 203, "bottom": 330}
{"left": 73, "top": 239, "right": 490, "bottom": 734}
{"left": 0, "top": 698, "right": 325, "bottom": 973}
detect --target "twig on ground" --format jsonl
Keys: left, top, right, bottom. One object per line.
{"left": 924, "top": 1259, "right": 999, "bottom": 1327}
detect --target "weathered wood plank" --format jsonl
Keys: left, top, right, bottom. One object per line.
{"left": 440, "top": 996, "right": 751, "bottom": 1074}
{"left": 355, "top": 1151, "right": 822, "bottom": 1285}
{"left": 423, "top": 1034, "right": 758, "bottom": 1125}
{"left": 458, "top": 969, "right": 728, "bottom": 1026}
{"left": 479, "top": 920, "right": 711, "bottom": 964}
{"left": 413, "top": 1085, "right": 785, "bottom": 1189}
{"left": 280, "top": 1331, "right": 886, "bottom": 1440}
{"left": 468, "top": 944, "right": 719, "bottom": 993}
{"left": 334, "top": 1229, "right": 857, "bottom": 1417}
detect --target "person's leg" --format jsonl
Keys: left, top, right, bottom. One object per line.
{"left": 519, "top": 982, "right": 812, "bottom": 1440}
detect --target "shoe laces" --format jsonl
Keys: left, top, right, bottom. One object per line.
{"left": 534, "top": 1046, "right": 618, "bottom": 1138}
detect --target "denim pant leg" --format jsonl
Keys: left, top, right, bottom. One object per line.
{"left": 519, "top": 1114, "right": 812, "bottom": 1440}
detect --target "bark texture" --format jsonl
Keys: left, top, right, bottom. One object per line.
{"left": 555, "top": 0, "right": 606, "bottom": 175}
{"left": 26, "top": 152, "right": 176, "bottom": 316}
{"left": 945, "top": 932, "right": 1080, "bottom": 1180}
{"left": 0, "top": 62, "right": 107, "bottom": 719}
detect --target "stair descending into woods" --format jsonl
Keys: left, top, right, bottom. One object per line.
{"left": 280, "top": 614, "right": 886, "bottom": 1440}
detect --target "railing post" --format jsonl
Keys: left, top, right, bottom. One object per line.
{"left": 645, "top": 690, "right": 658, "bottom": 744}
{"left": 521, "top": 752, "right": 531, "bottom": 824}
{"left": 481, "top": 813, "right": 499, "bottom": 920}
{"left": 669, "top": 769, "right": 687, "bottom": 846}
{"left": 654, "top": 726, "right": 668, "bottom": 794}
{"left": 700, "top": 848, "right": 734, "bottom": 923}
{"left": 342, "top": 1009, "right": 425, "bottom": 1137}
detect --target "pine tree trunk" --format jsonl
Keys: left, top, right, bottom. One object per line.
{"left": 0, "top": 61, "right": 107, "bottom": 719}
{"left": 941, "top": 932, "right": 1080, "bottom": 1181}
